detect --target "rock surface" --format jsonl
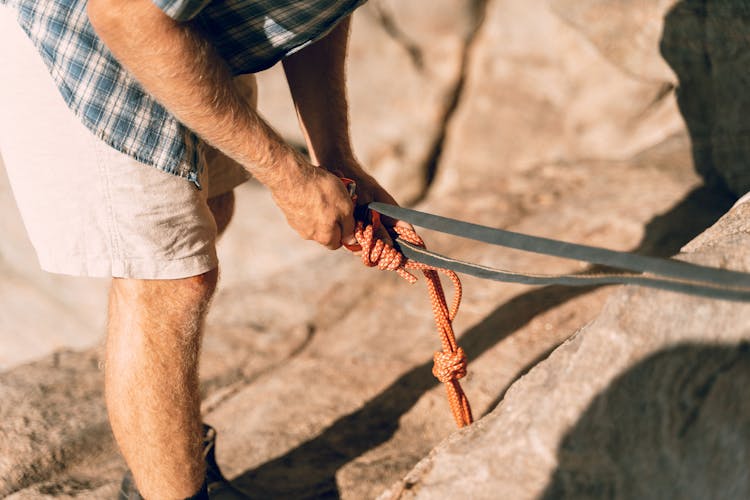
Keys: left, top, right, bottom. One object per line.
{"left": 429, "top": 0, "right": 684, "bottom": 210}
{"left": 1, "top": 0, "right": 746, "bottom": 499}
{"left": 3, "top": 133, "right": 731, "bottom": 498}
{"left": 381, "top": 200, "right": 750, "bottom": 500}
{"left": 660, "top": 0, "right": 750, "bottom": 196}
{"left": 550, "top": 0, "right": 678, "bottom": 82}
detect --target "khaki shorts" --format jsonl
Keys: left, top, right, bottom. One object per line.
{"left": 0, "top": 7, "right": 252, "bottom": 279}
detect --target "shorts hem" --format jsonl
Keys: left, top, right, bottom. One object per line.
{"left": 38, "top": 252, "right": 219, "bottom": 280}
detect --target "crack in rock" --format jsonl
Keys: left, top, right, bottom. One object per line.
{"left": 371, "top": 3, "right": 425, "bottom": 72}
{"left": 414, "top": 0, "right": 491, "bottom": 204}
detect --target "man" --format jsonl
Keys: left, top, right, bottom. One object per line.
{"left": 0, "top": 0, "right": 406, "bottom": 497}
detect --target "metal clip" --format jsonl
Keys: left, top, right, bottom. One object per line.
{"left": 340, "top": 177, "right": 357, "bottom": 201}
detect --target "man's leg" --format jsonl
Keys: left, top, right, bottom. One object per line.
{"left": 105, "top": 189, "right": 235, "bottom": 499}
{"left": 1, "top": 9, "right": 247, "bottom": 496}
{"left": 106, "top": 268, "right": 218, "bottom": 499}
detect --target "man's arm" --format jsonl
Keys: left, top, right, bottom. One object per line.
{"left": 87, "top": 0, "right": 355, "bottom": 249}
{"left": 283, "top": 17, "right": 409, "bottom": 240}
{"left": 282, "top": 18, "right": 354, "bottom": 169}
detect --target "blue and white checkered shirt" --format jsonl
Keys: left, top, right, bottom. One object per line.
{"left": 1, "top": 0, "right": 365, "bottom": 187}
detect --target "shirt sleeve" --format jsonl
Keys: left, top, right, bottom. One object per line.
{"left": 150, "top": 0, "right": 211, "bottom": 22}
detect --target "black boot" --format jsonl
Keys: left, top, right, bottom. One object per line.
{"left": 117, "top": 424, "right": 248, "bottom": 499}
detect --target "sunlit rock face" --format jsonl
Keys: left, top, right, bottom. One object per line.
{"left": 2, "top": 1, "right": 748, "bottom": 498}
{"left": 383, "top": 201, "right": 750, "bottom": 500}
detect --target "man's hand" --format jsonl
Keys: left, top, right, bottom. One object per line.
{"left": 326, "top": 160, "right": 414, "bottom": 248}
{"left": 282, "top": 17, "right": 412, "bottom": 249}
{"left": 271, "top": 161, "right": 356, "bottom": 250}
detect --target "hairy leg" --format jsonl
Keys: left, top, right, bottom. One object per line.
{"left": 105, "top": 268, "right": 218, "bottom": 499}
{"left": 105, "top": 191, "right": 232, "bottom": 497}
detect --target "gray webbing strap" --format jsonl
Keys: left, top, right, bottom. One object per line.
{"left": 369, "top": 202, "right": 750, "bottom": 302}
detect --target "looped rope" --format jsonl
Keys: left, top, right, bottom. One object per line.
{"left": 351, "top": 217, "right": 473, "bottom": 428}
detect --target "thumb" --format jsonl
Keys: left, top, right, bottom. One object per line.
{"left": 340, "top": 214, "right": 357, "bottom": 246}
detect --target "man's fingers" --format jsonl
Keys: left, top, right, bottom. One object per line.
{"left": 395, "top": 219, "right": 415, "bottom": 233}
{"left": 339, "top": 214, "right": 356, "bottom": 246}
{"left": 323, "top": 225, "right": 342, "bottom": 250}
{"left": 375, "top": 224, "right": 394, "bottom": 248}
{"left": 377, "top": 212, "right": 414, "bottom": 232}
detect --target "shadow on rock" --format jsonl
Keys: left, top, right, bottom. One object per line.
{"left": 477, "top": 183, "right": 735, "bottom": 418}
{"left": 232, "top": 287, "right": 598, "bottom": 499}
{"left": 231, "top": 185, "right": 733, "bottom": 499}
{"left": 661, "top": 0, "right": 750, "bottom": 196}
{"left": 540, "top": 342, "right": 750, "bottom": 500}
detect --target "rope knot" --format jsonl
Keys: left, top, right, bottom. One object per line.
{"left": 344, "top": 199, "right": 472, "bottom": 427}
{"left": 354, "top": 221, "right": 418, "bottom": 283}
{"left": 432, "top": 347, "right": 467, "bottom": 383}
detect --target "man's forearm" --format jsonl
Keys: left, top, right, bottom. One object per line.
{"left": 283, "top": 17, "right": 355, "bottom": 169}
{"left": 87, "top": 0, "right": 306, "bottom": 190}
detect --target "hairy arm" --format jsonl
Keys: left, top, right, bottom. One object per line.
{"left": 87, "top": 0, "right": 355, "bottom": 249}
{"left": 283, "top": 17, "right": 409, "bottom": 239}
{"left": 283, "top": 18, "right": 355, "bottom": 168}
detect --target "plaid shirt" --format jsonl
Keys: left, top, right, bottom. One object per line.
{"left": 1, "top": 0, "right": 365, "bottom": 187}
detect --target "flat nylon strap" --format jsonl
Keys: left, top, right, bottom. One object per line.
{"left": 368, "top": 202, "right": 750, "bottom": 302}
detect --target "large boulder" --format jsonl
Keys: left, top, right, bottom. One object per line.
{"left": 660, "top": 0, "right": 750, "bottom": 197}
{"left": 381, "top": 200, "right": 750, "bottom": 500}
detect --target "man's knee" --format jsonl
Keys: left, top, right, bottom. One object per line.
{"left": 109, "top": 268, "right": 219, "bottom": 337}
{"left": 172, "top": 267, "right": 219, "bottom": 305}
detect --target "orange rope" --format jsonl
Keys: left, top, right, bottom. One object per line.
{"left": 351, "top": 215, "right": 473, "bottom": 428}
